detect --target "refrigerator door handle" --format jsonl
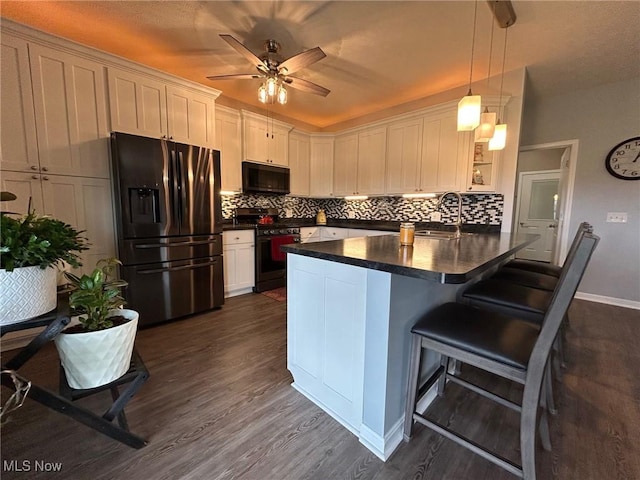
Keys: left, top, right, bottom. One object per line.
{"left": 169, "top": 148, "right": 181, "bottom": 225}
{"left": 134, "top": 239, "right": 219, "bottom": 249}
{"left": 137, "top": 259, "right": 220, "bottom": 275}
{"left": 178, "top": 150, "right": 188, "bottom": 230}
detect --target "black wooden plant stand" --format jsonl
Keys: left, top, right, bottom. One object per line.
{"left": 1, "top": 296, "right": 150, "bottom": 448}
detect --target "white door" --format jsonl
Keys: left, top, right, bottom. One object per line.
{"left": 516, "top": 170, "right": 561, "bottom": 261}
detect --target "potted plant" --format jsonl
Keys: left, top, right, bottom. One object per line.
{"left": 54, "top": 258, "right": 139, "bottom": 389}
{"left": 0, "top": 212, "right": 89, "bottom": 325}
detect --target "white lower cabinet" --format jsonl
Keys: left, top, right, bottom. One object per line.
{"left": 223, "top": 230, "right": 255, "bottom": 297}
{"left": 300, "top": 227, "right": 321, "bottom": 243}
{"left": 348, "top": 229, "right": 389, "bottom": 238}
{"left": 320, "top": 227, "right": 350, "bottom": 241}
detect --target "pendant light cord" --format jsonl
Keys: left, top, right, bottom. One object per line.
{"left": 467, "top": 0, "right": 479, "bottom": 92}
{"left": 497, "top": 25, "right": 508, "bottom": 121}
{"left": 487, "top": 13, "right": 495, "bottom": 87}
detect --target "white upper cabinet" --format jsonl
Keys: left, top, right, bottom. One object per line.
{"left": 386, "top": 118, "right": 423, "bottom": 194}
{"left": 289, "top": 132, "right": 311, "bottom": 196}
{"left": 29, "top": 44, "right": 110, "bottom": 178}
{"left": 357, "top": 126, "right": 387, "bottom": 195}
{"left": 108, "top": 68, "right": 217, "bottom": 147}
{"left": 309, "top": 136, "right": 334, "bottom": 197}
{"left": 215, "top": 106, "right": 242, "bottom": 193}
{"left": 0, "top": 35, "right": 39, "bottom": 173}
{"left": 333, "top": 133, "right": 359, "bottom": 196}
{"left": 419, "top": 112, "right": 465, "bottom": 193}
{"left": 242, "top": 110, "right": 292, "bottom": 166}
{"left": 166, "top": 85, "right": 215, "bottom": 146}
{"left": 108, "top": 67, "right": 167, "bottom": 139}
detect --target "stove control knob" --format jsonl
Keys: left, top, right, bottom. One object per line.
{"left": 269, "top": 230, "right": 275, "bottom": 235}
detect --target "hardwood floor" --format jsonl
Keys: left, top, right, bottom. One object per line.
{"left": 1, "top": 295, "right": 638, "bottom": 479}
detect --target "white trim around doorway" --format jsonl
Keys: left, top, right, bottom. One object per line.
{"left": 518, "top": 140, "right": 579, "bottom": 264}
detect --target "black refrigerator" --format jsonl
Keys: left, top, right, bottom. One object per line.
{"left": 110, "top": 132, "right": 224, "bottom": 327}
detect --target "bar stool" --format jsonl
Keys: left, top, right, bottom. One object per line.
{"left": 403, "top": 233, "right": 599, "bottom": 480}
{"left": 500, "top": 222, "right": 591, "bottom": 282}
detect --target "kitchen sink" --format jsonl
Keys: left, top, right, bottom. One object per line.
{"left": 414, "top": 230, "right": 474, "bottom": 240}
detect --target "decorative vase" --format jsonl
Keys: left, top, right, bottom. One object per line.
{"left": 54, "top": 309, "right": 139, "bottom": 389}
{"left": 0, "top": 266, "right": 57, "bottom": 325}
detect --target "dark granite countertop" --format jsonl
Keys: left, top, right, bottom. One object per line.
{"left": 281, "top": 232, "right": 538, "bottom": 284}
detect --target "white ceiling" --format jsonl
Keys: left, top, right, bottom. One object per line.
{"left": 2, "top": 1, "right": 639, "bottom": 129}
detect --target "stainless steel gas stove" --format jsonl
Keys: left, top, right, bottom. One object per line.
{"left": 233, "top": 208, "right": 301, "bottom": 292}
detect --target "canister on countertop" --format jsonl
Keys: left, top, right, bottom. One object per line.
{"left": 399, "top": 222, "right": 415, "bottom": 246}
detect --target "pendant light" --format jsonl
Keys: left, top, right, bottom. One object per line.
{"left": 458, "top": 0, "right": 481, "bottom": 131}
{"left": 475, "top": 13, "right": 497, "bottom": 142}
{"left": 489, "top": 23, "right": 509, "bottom": 151}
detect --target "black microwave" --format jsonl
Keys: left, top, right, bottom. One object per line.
{"left": 242, "top": 161, "right": 290, "bottom": 195}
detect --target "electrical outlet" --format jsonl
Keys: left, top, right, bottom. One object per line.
{"left": 606, "top": 212, "right": 627, "bottom": 223}
{"left": 430, "top": 211, "right": 442, "bottom": 222}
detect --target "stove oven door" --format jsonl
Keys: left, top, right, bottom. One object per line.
{"left": 255, "top": 234, "right": 300, "bottom": 292}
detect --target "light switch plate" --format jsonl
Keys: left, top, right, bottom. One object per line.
{"left": 606, "top": 212, "right": 627, "bottom": 223}
{"left": 430, "top": 211, "right": 442, "bottom": 222}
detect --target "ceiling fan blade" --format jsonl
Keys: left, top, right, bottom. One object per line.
{"left": 278, "top": 47, "right": 326, "bottom": 75}
{"left": 206, "top": 73, "right": 262, "bottom": 81}
{"left": 219, "top": 34, "right": 267, "bottom": 71}
{"left": 284, "top": 76, "right": 330, "bottom": 97}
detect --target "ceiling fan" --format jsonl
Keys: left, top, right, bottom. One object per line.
{"left": 207, "top": 34, "right": 330, "bottom": 104}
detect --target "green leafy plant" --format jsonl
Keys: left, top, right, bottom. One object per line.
{"left": 0, "top": 212, "right": 89, "bottom": 271}
{"left": 64, "top": 258, "right": 129, "bottom": 332}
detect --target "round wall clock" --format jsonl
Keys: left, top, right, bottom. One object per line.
{"left": 605, "top": 136, "right": 640, "bottom": 180}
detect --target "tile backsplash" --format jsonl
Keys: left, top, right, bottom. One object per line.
{"left": 222, "top": 194, "right": 503, "bottom": 225}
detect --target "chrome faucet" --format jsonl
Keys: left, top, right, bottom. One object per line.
{"left": 436, "top": 191, "right": 463, "bottom": 238}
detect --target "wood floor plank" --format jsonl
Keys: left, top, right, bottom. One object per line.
{"left": 1, "top": 296, "right": 638, "bottom": 479}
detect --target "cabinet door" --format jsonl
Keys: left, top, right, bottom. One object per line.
{"left": 30, "top": 45, "right": 110, "bottom": 178}
{"left": 243, "top": 117, "right": 269, "bottom": 163}
{"left": 0, "top": 171, "right": 44, "bottom": 214}
{"left": 333, "top": 134, "right": 358, "bottom": 196}
{"left": 357, "top": 127, "right": 387, "bottom": 195}
{"left": 41, "top": 175, "right": 116, "bottom": 275}
{"left": 289, "top": 133, "right": 310, "bottom": 196}
{"left": 320, "top": 227, "right": 349, "bottom": 240}
{"left": 215, "top": 109, "right": 242, "bottom": 192}
{"left": 385, "top": 119, "right": 423, "bottom": 194}
{"left": 270, "top": 125, "right": 289, "bottom": 166}
{"left": 420, "top": 113, "right": 464, "bottom": 193}
{"left": 0, "top": 35, "right": 39, "bottom": 173}
{"left": 166, "top": 85, "right": 215, "bottom": 147}
{"left": 223, "top": 242, "right": 255, "bottom": 296}
{"left": 309, "top": 137, "right": 334, "bottom": 197}
{"left": 107, "top": 67, "right": 168, "bottom": 139}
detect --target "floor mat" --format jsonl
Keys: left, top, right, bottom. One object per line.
{"left": 260, "top": 287, "right": 286, "bottom": 302}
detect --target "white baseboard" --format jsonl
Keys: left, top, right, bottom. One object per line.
{"left": 575, "top": 291, "right": 640, "bottom": 310}
{"left": 224, "top": 287, "right": 254, "bottom": 298}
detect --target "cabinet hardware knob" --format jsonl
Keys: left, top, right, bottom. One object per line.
{"left": 43, "top": 176, "right": 49, "bottom": 181}
{"left": 31, "top": 165, "right": 38, "bottom": 171}
{"left": 32, "top": 174, "right": 39, "bottom": 180}
{"left": 169, "top": 136, "right": 173, "bottom": 140}
{"left": 42, "top": 167, "right": 49, "bottom": 172}
{"left": 235, "top": 237, "right": 239, "bottom": 240}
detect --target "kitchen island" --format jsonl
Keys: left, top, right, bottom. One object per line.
{"left": 281, "top": 232, "right": 538, "bottom": 460}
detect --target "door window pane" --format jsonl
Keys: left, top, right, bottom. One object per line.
{"left": 528, "top": 180, "right": 559, "bottom": 220}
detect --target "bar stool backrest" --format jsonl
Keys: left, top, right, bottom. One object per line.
{"left": 528, "top": 232, "right": 599, "bottom": 379}
{"left": 560, "top": 222, "right": 592, "bottom": 269}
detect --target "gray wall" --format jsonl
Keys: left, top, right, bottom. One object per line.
{"left": 521, "top": 76, "right": 640, "bottom": 303}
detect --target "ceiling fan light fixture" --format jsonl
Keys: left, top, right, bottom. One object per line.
{"left": 266, "top": 77, "right": 277, "bottom": 96}
{"left": 258, "top": 83, "right": 268, "bottom": 103}
{"left": 475, "top": 108, "right": 497, "bottom": 142}
{"left": 277, "top": 85, "right": 287, "bottom": 105}
{"left": 488, "top": 122, "right": 507, "bottom": 150}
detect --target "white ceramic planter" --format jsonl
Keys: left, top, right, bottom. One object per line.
{"left": 54, "top": 309, "right": 138, "bottom": 389}
{"left": 0, "top": 266, "right": 57, "bottom": 325}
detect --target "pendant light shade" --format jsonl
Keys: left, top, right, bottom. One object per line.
{"left": 458, "top": 91, "right": 482, "bottom": 131}
{"left": 475, "top": 108, "right": 497, "bottom": 142}
{"left": 457, "top": 1, "right": 481, "bottom": 132}
{"left": 488, "top": 123, "right": 507, "bottom": 151}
